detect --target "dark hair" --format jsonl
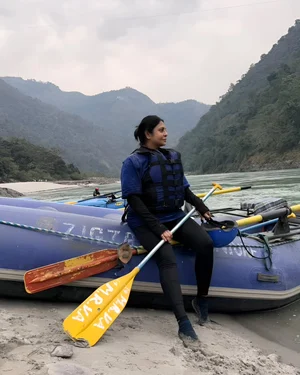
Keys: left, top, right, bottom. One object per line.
{"left": 134, "top": 115, "right": 164, "bottom": 145}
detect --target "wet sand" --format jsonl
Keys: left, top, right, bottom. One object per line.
{"left": 216, "top": 300, "right": 300, "bottom": 368}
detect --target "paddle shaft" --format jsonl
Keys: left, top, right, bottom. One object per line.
{"left": 68, "top": 186, "right": 245, "bottom": 206}
{"left": 138, "top": 183, "right": 221, "bottom": 270}
{"left": 78, "top": 190, "right": 122, "bottom": 203}
{"left": 76, "top": 185, "right": 246, "bottom": 205}
{"left": 196, "top": 185, "right": 251, "bottom": 198}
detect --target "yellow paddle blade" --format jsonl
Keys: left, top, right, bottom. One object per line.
{"left": 63, "top": 267, "right": 139, "bottom": 347}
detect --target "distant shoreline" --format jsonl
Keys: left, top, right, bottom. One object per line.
{"left": 55, "top": 176, "right": 119, "bottom": 186}
{"left": 0, "top": 177, "right": 119, "bottom": 196}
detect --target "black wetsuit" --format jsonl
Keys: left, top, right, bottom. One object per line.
{"left": 127, "top": 188, "right": 214, "bottom": 320}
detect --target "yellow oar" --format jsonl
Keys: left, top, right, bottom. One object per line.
{"left": 236, "top": 204, "right": 300, "bottom": 227}
{"left": 169, "top": 206, "right": 299, "bottom": 247}
{"left": 66, "top": 186, "right": 249, "bottom": 205}
{"left": 62, "top": 182, "right": 223, "bottom": 347}
{"left": 196, "top": 185, "right": 251, "bottom": 198}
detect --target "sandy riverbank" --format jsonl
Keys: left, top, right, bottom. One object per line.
{"left": 55, "top": 176, "right": 118, "bottom": 186}
{"left": 0, "top": 299, "right": 299, "bottom": 375}
{"left": 0, "top": 178, "right": 118, "bottom": 195}
{"left": 0, "top": 182, "right": 79, "bottom": 194}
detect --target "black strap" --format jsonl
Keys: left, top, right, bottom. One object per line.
{"left": 238, "top": 231, "right": 273, "bottom": 271}
{"left": 121, "top": 203, "right": 129, "bottom": 223}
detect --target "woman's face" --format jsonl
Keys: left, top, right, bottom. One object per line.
{"left": 146, "top": 121, "right": 168, "bottom": 148}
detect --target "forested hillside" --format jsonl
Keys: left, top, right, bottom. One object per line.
{"left": 0, "top": 79, "right": 121, "bottom": 175}
{"left": 0, "top": 138, "right": 81, "bottom": 182}
{"left": 177, "top": 20, "right": 300, "bottom": 173}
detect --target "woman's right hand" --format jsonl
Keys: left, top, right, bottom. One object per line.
{"left": 161, "top": 230, "right": 173, "bottom": 243}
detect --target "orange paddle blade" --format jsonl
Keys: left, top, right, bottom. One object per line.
{"left": 24, "top": 249, "right": 119, "bottom": 294}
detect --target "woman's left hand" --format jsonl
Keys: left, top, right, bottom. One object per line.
{"left": 202, "top": 211, "right": 212, "bottom": 220}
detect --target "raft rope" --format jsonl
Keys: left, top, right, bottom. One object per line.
{"left": 0, "top": 218, "right": 299, "bottom": 270}
{"left": 0, "top": 219, "right": 143, "bottom": 251}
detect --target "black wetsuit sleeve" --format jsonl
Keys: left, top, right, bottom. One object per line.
{"left": 127, "top": 194, "right": 168, "bottom": 237}
{"left": 184, "top": 187, "right": 210, "bottom": 215}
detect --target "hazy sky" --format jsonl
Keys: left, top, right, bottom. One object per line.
{"left": 0, "top": 0, "right": 299, "bottom": 104}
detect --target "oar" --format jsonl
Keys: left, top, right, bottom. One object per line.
{"left": 206, "top": 207, "right": 300, "bottom": 247}
{"left": 65, "top": 191, "right": 123, "bottom": 205}
{"left": 62, "top": 182, "right": 222, "bottom": 347}
{"left": 196, "top": 185, "right": 251, "bottom": 198}
{"left": 236, "top": 204, "right": 300, "bottom": 227}
{"left": 180, "top": 206, "right": 300, "bottom": 249}
{"left": 66, "top": 185, "right": 246, "bottom": 206}
{"left": 24, "top": 245, "right": 146, "bottom": 294}
{"left": 78, "top": 190, "right": 122, "bottom": 203}
{"left": 239, "top": 213, "right": 296, "bottom": 233}
{"left": 66, "top": 185, "right": 247, "bottom": 206}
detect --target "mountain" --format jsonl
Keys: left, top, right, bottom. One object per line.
{"left": 0, "top": 78, "right": 210, "bottom": 176}
{"left": 176, "top": 20, "right": 300, "bottom": 174}
{"left": 0, "top": 79, "right": 119, "bottom": 175}
{"left": 2, "top": 78, "right": 210, "bottom": 148}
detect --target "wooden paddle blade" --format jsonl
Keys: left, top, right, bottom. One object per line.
{"left": 63, "top": 267, "right": 139, "bottom": 347}
{"left": 24, "top": 249, "right": 119, "bottom": 294}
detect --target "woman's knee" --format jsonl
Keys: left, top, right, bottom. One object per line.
{"left": 203, "top": 234, "right": 214, "bottom": 250}
{"left": 154, "top": 243, "right": 177, "bottom": 268}
{"left": 192, "top": 233, "right": 214, "bottom": 256}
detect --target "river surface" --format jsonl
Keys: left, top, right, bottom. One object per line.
{"left": 29, "top": 168, "right": 300, "bottom": 366}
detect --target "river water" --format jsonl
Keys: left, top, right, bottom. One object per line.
{"left": 29, "top": 168, "right": 300, "bottom": 366}
{"left": 31, "top": 168, "right": 300, "bottom": 207}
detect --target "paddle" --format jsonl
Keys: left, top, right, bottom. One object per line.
{"left": 66, "top": 190, "right": 123, "bottom": 205}
{"left": 24, "top": 245, "right": 147, "bottom": 294}
{"left": 67, "top": 185, "right": 248, "bottom": 206}
{"left": 239, "top": 213, "right": 296, "bottom": 234}
{"left": 66, "top": 185, "right": 249, "bottom": 206}
{"left": 62, "top": 182, "right": 223, "bottom": 347}
{"left": 200, "top": 207, "right": 300, "bottom": 248}
{"left": 236, "top": 204, "right": 300, "bottom": 227}
{"left": 78, "top": 190, "right": 122, "bottom": 203}
{"left": 196, "top": 185, "right": 251, "bottom": 198}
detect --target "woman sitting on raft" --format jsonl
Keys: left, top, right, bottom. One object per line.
{"left": 120, "top": 115, "right": 214, "bottom": 343}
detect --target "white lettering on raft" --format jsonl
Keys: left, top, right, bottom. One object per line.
{"left": 214, "top": 247, "right": 257, "bottom": 257}
{"left": 60, "top": 222, "right": 261, "bottom": 259}
{"left": 89, "top": 227, "right": 104, "bottom": 240}
{"left": 60, "top": 222, "right": 139, "bottom": 246}
{"left": 107, "top": 229, "right": 120, "bottom": 241}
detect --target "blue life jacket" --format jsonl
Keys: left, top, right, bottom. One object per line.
{"left": 134, "top": 146, "right": 185, "bottom": 213}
